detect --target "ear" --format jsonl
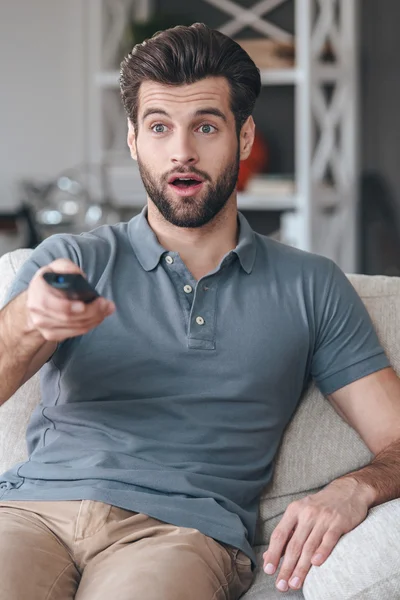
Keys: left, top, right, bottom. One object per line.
{"left": 127, "top": 119, "right": 138, "bottom": 161}
{"left": 239, "top": 116, "right": 256, "bottom": 161}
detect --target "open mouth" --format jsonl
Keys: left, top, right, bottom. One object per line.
{"left": 169, "top": 177, "right": 203, "bottom": 189}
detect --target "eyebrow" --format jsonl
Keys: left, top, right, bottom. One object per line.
{"left": 141, "top": 107, "right": 227, "bottom": 123}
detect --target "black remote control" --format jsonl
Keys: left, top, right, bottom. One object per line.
{"left": 43, "top": 273, "right": 100, "bottom": 304}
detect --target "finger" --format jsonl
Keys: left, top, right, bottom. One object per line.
{"left": 286, "top": 525, "right": 327, "bottom": 591}
{"left": 37, "top": 325, "right": 99, "bottom": 342}
{"left": 274, "top": 522, "right": 314, "bottom": 592}
{"left": 39, "top": 294, "right": 114, "bottom": 319}
{"left": 287, "top": 526, "right": 343, "bottom": 591}
{"left": 31, "top": 311, "right": 103, "bottom": 331}
{"left": 29, "top": 298, "right": 114, "bottom": 332}
{"left": 28, "top": 291, "right": 86, "bottom": 317}
{"left": 310, "top": 526, "right": 343, "bottom": 567}
{"left": 30, "top": 305, "right": 112, "bottom": 331}
{"left": 281, "top": 528, "right": 295, "bottom": 554}
{"left": 263, "top": 510, "right": 298, "bottom": 577}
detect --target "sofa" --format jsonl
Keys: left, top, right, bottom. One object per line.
{"left": 1, "top": 248, "right": 400, "bottom": 600}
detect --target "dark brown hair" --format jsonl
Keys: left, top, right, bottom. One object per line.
{"left": 119, "top": 22, "right": 261, "bottom": 135}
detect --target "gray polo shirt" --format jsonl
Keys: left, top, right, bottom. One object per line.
{"left": 0, "top": 208, "right": 390, "bottom": 566}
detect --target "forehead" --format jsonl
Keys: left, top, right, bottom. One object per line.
{"left": 138, "top": 77, "right": 232, "bottom": 119}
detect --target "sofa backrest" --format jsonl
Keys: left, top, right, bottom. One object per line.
{"left": 0, "top": 250, "right": 40, "bottom": 477}
{"left": 1, "top": 249, "right": 400, "bottom": 547}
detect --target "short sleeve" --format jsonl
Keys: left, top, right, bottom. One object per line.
{"left": 3, "top": 235, "right": 81, "bottom": 307}
{"left": 311, "top": 260, "right": 390, "bottom": 395}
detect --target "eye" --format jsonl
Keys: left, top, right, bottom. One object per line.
{"left": 151, "top": 123, "right": 167, "bottom": 134}
{"left": 198, "top": 124, "right": 217, "bottom": 134}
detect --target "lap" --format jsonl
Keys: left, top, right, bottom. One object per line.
{"left": 0, "top": 499, "right": 254, "bottom": 600}
{"left": 75, "top": 526, "right": 253, "bottom": 600}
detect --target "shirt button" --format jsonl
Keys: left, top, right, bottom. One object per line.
{"left": 165, "top": 255, "right": 174, "bottom": 265}
{"left": 183, "top": 285, "right": 193, "bottom": 294}
{"left": 196, "top": 316, "right": 205, "bottom": 325}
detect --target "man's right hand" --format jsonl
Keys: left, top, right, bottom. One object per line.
{"left": 26, "top": 259, "right": 115, "bottom": 342}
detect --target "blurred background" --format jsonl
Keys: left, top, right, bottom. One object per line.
{"left": 0, "top": 0, "right": 399, "bottom": 275}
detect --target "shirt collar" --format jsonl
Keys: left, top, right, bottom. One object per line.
{"left": 128, "top": 206, "right": 256, "bottom": 274}
{"left": 234, "top": 211, "right": 257, "bottom": 274}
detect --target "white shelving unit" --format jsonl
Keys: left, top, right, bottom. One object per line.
{"left": 85, "top": 0, "right": 359, "bottom": 272}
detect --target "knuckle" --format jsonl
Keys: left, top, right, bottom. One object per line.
{"left": 58, "top": 312, "right": 73, "bottom": 324}
{"left": 300, "top": 496, "right": 313, "bottom": 506}
{"left": 294, "top": 565, "right": 309, "bottom": 579}
{"left": 42, "top": 330, "right": 59, "bottom": 341}
{"left": 286, "top": 502, "right": 299, "bottom": 516}
{"left": 327, "top": 525, "right": 342, "bottom": 539}
{"left": 303, "top": 540, "right": 319, "bottom": 556}
{"left": 303, "top": 507, "right": 317, "bottom": 521}
{"left": 28, "top": 310, "right": 45, "bottom": 327}
{"left": 26, "top": 302, "right": 38, "bottom": 317}
{"left": 270, "top": 529, "right": 285, "bottom": 544}
{"left": 54, "top": 297, "right": 81, "bottom": 315}
{"left": 287, "top": 540, "right": 302, "bottom": 556}
{"left": 322, "top": 506, "right": 335, "bottom": 518}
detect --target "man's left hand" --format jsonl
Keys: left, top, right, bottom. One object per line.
{"left": 262, "top": 477, "right": 371, "bottom": 592}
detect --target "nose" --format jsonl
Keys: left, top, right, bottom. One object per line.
{"left": 170, "top": 131, "right": 199, "bottom": 167}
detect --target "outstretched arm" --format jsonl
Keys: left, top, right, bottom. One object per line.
{"left": 262, "top": 367, "right": 400, "bottom": 593}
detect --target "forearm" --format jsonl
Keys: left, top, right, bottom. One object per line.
{"left": 0, "top": 291, "right": 46, "bottom": 405}
{"left": 334, "top": 438, "right": 400, "bottom": 508}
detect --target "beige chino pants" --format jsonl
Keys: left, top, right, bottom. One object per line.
{"left": 0, "top": 499, "right": 254, "bottom": 600}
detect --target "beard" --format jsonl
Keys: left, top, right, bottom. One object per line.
{"left": 136, "top": 147, "right": 240, "bottom": 228}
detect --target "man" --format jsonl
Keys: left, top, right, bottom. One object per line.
{"left": 0, "top": 22, "right": 399, "bottom": 600}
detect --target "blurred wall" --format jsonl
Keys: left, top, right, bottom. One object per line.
{"left": 0, "top": 0, "right": 86, "bottom": 209}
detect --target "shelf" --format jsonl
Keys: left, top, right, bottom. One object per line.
{"left": 96, "top": 69, "right": 300, "bottom": 88}
{"left": 237, "top": 192, "right": 296, "bottom": 211}
{"left": 95, "top": 65, "right": 342, "bottom": 89}
{"left": 260, "top": 68, "right": 299, "bottom": 85}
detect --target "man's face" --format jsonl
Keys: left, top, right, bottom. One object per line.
{"left": 128, "top": 77, "right": 250, "bottom": 228}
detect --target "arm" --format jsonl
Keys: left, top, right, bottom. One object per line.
{"left": 0, "top": 259, "right": 115, "bottom": 407}
{"left": 262, "top": 261, "right": 394, "bottom": 592}
{"left": 0, "top": 290, "right": 56, "bottom": 405}
{"left": 328, "top": 366, "right": 400, "bottom": 507}
{"left": 262, "top": 368, "right": 400, "bottom": 593}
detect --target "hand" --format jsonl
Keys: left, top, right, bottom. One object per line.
{"left": 262, "top": 478, "right": 370, "bottom": 592}
{"left": 26, "top": 259, "right": 115, "bottom": 342}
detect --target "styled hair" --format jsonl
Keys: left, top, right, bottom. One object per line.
{"left": 119, "top": 22, "right": 261, "bottom": 135}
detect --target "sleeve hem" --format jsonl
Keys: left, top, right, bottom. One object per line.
{"left": 315, "top": 352, "right": 391, "bottom": 395}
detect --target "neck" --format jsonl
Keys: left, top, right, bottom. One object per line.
{"left": 146, "top": 196, "right": 239, "bottom": 280}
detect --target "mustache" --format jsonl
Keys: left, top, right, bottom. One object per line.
{"left": 163, "top": 168, "right": 211, "bottom": 183}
